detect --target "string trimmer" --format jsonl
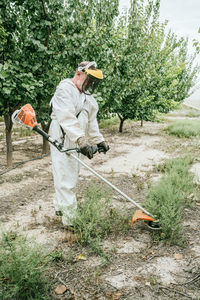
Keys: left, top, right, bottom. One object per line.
{"left": 12, "top": 104, "right": 160, "bottom": 230}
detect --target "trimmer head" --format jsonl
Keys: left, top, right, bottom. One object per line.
{"left": 131, "top": 209, "right": 155, "bottom": 227}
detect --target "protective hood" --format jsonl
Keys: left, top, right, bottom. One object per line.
{"left": 78, "top": 61, "right": 103, "bottom": 95}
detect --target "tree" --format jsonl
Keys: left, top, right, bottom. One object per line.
{"left": 100, "top": 0, "right": 199, "bottom": 132}
{"left": 0, "top": 0, "right": 120, "bottom": 165}
{"left": 19, "top": 0, "right": 119, "bottom": 152}
{"left": 0, "top": 1, "right": 40, "bottom": 166}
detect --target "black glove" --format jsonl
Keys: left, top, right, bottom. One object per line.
{"left": 97, "top": 141, "right": 110, "bottom": 153}
{"left": 77, "top": 137, "right": 94, "bottom": 159}
{"left": 80, "top": 144, "right": 94, "bottom": 159}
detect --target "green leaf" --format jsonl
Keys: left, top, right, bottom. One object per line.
{"left": 2, "top": 87, "right": 11, "bottom": 95}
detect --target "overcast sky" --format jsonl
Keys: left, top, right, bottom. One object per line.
{"left": 119, "top": 0, "right": 200, "bottom": 104}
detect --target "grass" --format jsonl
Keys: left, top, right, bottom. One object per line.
{"left": 13, "top": 127, "right": 35, "bottom": 138}
{"left": 185, "top": 111, "right": 200, "bottom": 117}
{"left": 166, "top": 119, "right": 200, "bottom": 138}
{"left": 0, "top": 232, "right": 50, "bottom": 300}
{"left": 144, "top": 155, "right": 196, "bottom": 245}
{"left": 0, "top": 126, "right": 35, "bottom": 143}
{"left": 99, "top": 116, "right": 119, "bottom": 129}
{"left": 71, "top": 182, "right": 129, "bottom": 262}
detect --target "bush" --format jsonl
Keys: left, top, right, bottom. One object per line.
{"left": 145, "top": 155, "right": 196, "bottom": 244}
{"left": 167, "top": 120, "right": 200, "bottom": 138}
{"left": 0, "top": 232, "right": 50, "bottom": 300}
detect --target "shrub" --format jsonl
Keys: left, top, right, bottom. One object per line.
{"left": 0, "top": 232, "right": 50, "bottom": 300}
{"left": 145, "top": 155, "right": 195, "bottom": 244}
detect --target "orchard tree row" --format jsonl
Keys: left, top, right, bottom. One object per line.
{"left": 0, "top": 0, "right": 199, "bottom": 166}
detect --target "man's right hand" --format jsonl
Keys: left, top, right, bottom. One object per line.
{"left": 77, "top": 137, "right": 94, "bottom": 159}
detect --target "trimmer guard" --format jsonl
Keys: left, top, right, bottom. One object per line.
{"left": 131, "top": 209, "right": 155, "bottom": 227}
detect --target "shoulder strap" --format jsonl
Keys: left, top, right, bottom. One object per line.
{"left": 50, "top": 103, "right": 82, "bottom": 145}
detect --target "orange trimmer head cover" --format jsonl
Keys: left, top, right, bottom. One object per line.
{"left": 131, "top": 209, "right": 155, "bottom": 227}
{"left": 17, "top": 104, "right": 37, "bottom": 128}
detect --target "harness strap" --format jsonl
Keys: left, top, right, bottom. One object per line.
{"left": 49, "top": 103, "right": 82, "bottom": 146}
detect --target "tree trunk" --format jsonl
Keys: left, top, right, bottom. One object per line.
{"left": 119, "top": 118, "right": 124, "bottom": 133}
{"left": 42, "top": 136, "right": 49, "bottom": 154}
{"left": 4, "top": 113, "right": 13, "bottom": 167}
{"left": 117, "top": 114, "right": 126, "bottom": 133}
{"left": 41, "top": 120, "right": 50, "bottom": 154}
{"left": 140, "top": 119, "right": 143, "bottom": 127}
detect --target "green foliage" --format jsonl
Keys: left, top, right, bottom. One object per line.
{"left": 145, "top": 155, "right": 195, "bottom": 244}
{"left": 0, "top": 2, "right": 40, "bottom": 115}
{"left": 49, "top": 250, "right": 63, "bottom": 262}
{"left": 167, "top": 120, "right": 200, "bottom": 138}
{"left": 71, "top": 183, "right": 129, "bottom": 260}
{"left": 0, "top": 132, "right": 4, "bottom": 141}
{"left": 0, "top": 232, "right": 50, "bottom": 300}
{"left": 193, "top": 28, "right": 200, "bottom": 53}
{"left": 0, "top": 0, "right": 119, "bottom": 164}
{"left": 101, "top": 0, "right": 199, "bottom": 132}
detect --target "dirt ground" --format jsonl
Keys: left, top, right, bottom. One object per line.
{"left": 0, "top": 114, "right": 200, "bottom": 300}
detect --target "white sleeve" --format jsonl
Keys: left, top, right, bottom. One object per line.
{"left": 52, "top": 83, "right": 84, "bottom": 143}
{"left": 87, "top": 101, "right": 104, "bottom": 144}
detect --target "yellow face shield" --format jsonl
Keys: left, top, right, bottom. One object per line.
{"left": 78, "top": 61, "right": 103, "bottom": 95}
{"left": 85, "top": 69, "right": 103, "bottom": 80}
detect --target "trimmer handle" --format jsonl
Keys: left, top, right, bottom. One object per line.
{"left": 33, "top": 125, "right": 65, "bottom": 151}
{"left": 33, "top": 125, "right": 99, "bottom": 156}
{"left": 76, "top": 146, "right": 98, "bottom": 154}
{"left": 33, "top": 125, "right": 50, "bottom": 140}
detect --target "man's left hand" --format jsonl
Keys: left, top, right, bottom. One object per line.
{"left": 97, "top": 141, "right": 110, "bottom": 153}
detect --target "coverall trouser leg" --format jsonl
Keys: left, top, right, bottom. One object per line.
{"left": 49, "top": 111, "right": 88, "bottom": 225}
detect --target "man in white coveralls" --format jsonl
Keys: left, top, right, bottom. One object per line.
{"left": 49, "top": 61, "right": 109, "bottom": 227}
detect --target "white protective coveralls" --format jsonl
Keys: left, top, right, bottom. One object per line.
{"left": 49, "top": 78, "right": 104, "bottom": 225}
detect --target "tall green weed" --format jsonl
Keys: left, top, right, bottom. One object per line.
{"left": 0, "top": 232, "right": 50, "bottom": 300}
{"left": 72, "top": 183, "right": 129, "bottom": 260}
{"left": 145, "top": 155, "right": 195, "bottom": 244}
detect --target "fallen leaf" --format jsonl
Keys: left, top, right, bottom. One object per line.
{"left": 104, "top": 291, "right": 122, "bottom": 300}
{"left": 113, "top": 293, "right": 122, "bottom": 300}
{"left": 55, "top": 285, "right": 67, "bottom": 295}
{"left": 77, "top": 254, "right": 87, "bottom": 260}
{"left": 105, "top": 291, "right": 112, "bottom": 298}
{"left": 174, "top": 253, "right": 183, "bottom": 260}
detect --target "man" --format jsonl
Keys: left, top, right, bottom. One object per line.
{"left": 49, "top": 61, "right": 109, "bottom": 226}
